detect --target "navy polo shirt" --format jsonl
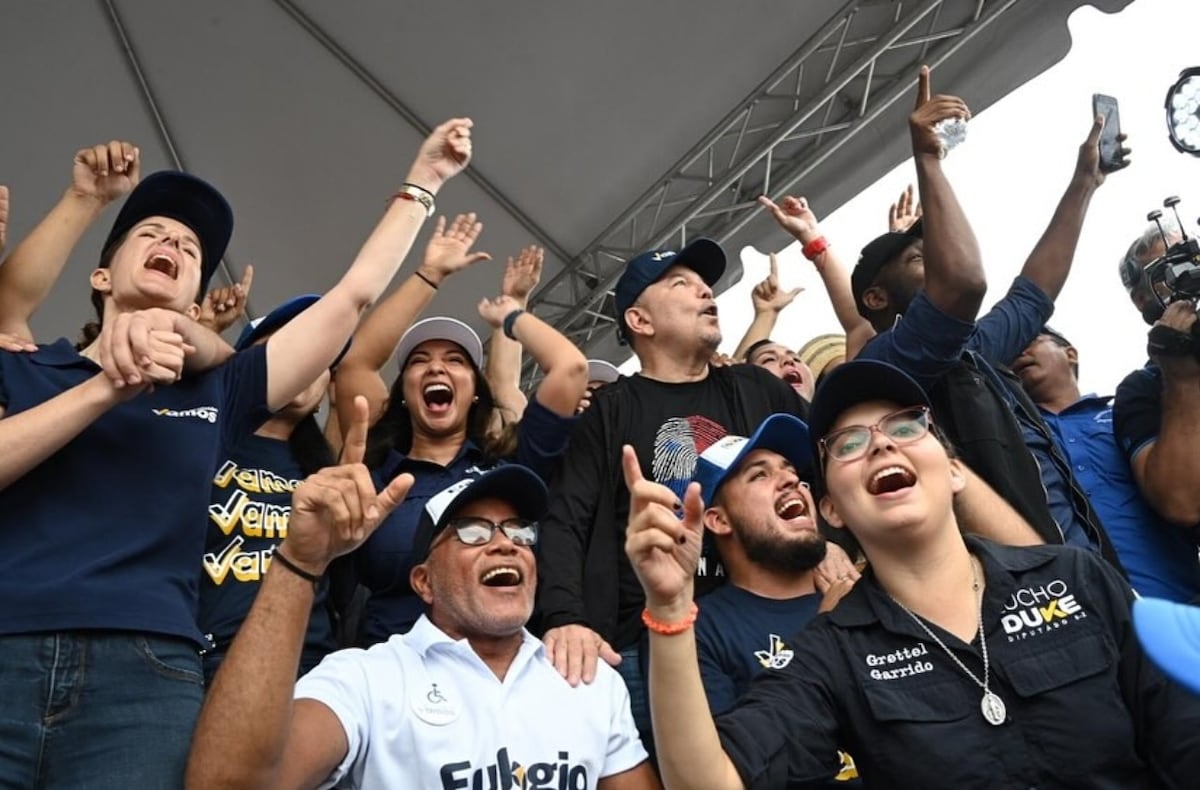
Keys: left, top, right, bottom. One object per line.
{"left": 0, "top": 339, "right": 270, "bottom": 646}
{"left": 715, "top": 536, "right": 1200, "bottom": 788}
{"left": 1042, "top": 395, "right": 1200, "bottom": 602}
{"left": 358, "top": 394, "right": 574, "bottom": 644}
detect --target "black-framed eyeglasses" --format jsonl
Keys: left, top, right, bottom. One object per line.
{"left": 440, "top": 517, "right": 538, "bottom": 547}
{"left": 819, "top": 406, "right": 931, "bottom": 463}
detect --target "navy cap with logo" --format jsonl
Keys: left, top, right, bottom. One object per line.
{"left": 410, "top": 466, "right": 549, "bottom": 564}
{"left": 692, "top": 414, "right": 812, "bottom": 508}
{"left": 851, "top": 218, "right": 923, "bottom": 317}
{"left": 612, "top": 238, "right": 726, "bottom": 344}
{"left": 807, "top": 359, "right": 932, "bottom": 472}
{"left": 235, "top": 295, "right": 352, "bottom": 368}
{"left": 101, "top": 170, "right": 234, "bottom": 296}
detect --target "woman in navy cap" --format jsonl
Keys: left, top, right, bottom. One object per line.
{"left": 627, "top": 360, "right": 1200, "bottom": 789}
{"left": 0, "top": 118, "right": 475, "bottom": 788}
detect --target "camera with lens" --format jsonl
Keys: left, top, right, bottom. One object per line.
{"left": 1120, "top": 196, "right": 1200, "bottom": 325}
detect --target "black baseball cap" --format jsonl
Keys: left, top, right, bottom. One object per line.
{"left": 808, "top": 359, "right": 932, "bottom": 466}
{"left": 101, "top": 170, "right": 233, "bottom": 295}
{"left": 851, "top": 219, "right": 923, "bottom": 317}
{"left": 410, "top": 466, "right": 548, "bottom": 564}
{"left": 612, "top": 238, "right": 726, "bottom": 344}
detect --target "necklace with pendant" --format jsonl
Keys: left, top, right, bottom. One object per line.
{"left": 890, "top": 556, "right": 1007, "bottom": 726}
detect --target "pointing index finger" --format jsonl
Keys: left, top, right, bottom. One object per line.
{"left": 239, "top": 264, "right": 255, "bottom": 292}
{"left": 768, "top": 252, "right": 779, "bottom": 279}
{"left": 916, "top": 65, "right": 931, "bottom": 108}
{"left": 621, "top": 444, "right": 645, "bottom": 491}
{"left": 339, "top": 395, "right": 371, "bottom": 465}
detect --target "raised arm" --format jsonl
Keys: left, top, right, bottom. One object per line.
{"left": 908, "top": 66, "right": 986, "bottom": 322}
{"left": 730, "top": 252, "right": 801, "bottom": 361}
{"left": 478, "top": 294, "right": 587, "bottom": 418}
{"left": 887, "top": 183, "right": 922, "bottom": 233}
{"left": 758, "top": 195, "right": 876, "bottom": 358}
{"left": 621, "top": 447, "right": 744, "bottom": 790}
{"left": 333, "top": 210, "right": 491, "bottom": 433}
{"left": 186, "top": 398, "right": 414, "bottom": 790}
{"left": 1018, "top": 114, "right": 1129, "bottom": 301}
{"left": 267, "top": 120, "right": 481, "bottom": 414}
{"left": 196, "top": 264, "right": 254, "bottom": 336}
{"left": 0, "top": 186, "right": 8, "bottom": 259}
{"left": 485, "top": 246, "right": 543, "bottom": 424}
{"left": 0, "top": 142, "right": 139, "bottom": 339}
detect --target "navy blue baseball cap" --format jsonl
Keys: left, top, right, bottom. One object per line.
{"left": 411, "top": 465, "right": 549, "bottom": 564}
{"left": 692, "top": 414, "right": 812, "bottom": 508}
{"left": 101, "top": 170, "right": 233, "bottom": 295}
{"left": 612, "top": 238, "right": 726, "bottom": 344}
{"left": 851, "top": 218, "right": 922, "bottom": 317}
{"left": 1133, "top": 597, "right": 1200, "bottom": 696}
{"left": 808, "top": 359, "right": 931, "bottom": 465}
{"left": 235, "top": 295, "right": 351, "bottom": 368}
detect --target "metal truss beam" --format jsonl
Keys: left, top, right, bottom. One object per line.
{"left": 525, "top": 0, "right": 1023, "bottom": 368}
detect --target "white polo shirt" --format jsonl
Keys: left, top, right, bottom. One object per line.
{"left": 294, "top": 615, "right": 647, "bottom": 789}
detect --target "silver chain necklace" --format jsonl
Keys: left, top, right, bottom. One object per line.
{"left": 889, "top": 556, "right": 1007, "bottom": 726}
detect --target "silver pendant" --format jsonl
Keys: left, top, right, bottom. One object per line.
{"left": 980, "top": 691, "right": 1007, "bottom": 726}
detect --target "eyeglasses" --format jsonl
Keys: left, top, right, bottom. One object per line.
{"left": 819, "top": 406, "right": 931, "bottom": 463}
{"left": 440, "top": 517, "right": 538, "bottom": 547}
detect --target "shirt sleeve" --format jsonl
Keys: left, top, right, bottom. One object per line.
{"left": 599, "top": 664, "right": 650, "bottom": 778}
{"left": 857, "top": 291, "right": 975, "bottom": 389}
{"left": 714, "top": 627, "right": 845, "bottom": 788}
{"left": 535, "top": 403, "right": 608, "bottom": 631}
{"left": 1113, "top": 366, "right": 1162, "bottom": 462}
{"left": 1085, "top": 551, "right": 1200, "bottom": 784}
{"left": 694, "top": 613, "right": 739, "bottom": 716}
{"left": 216, "top": 344, "right": 273, "bottom": 448}
{"left": 293, "top": 649, "right": 374, "bottom": 790}
{"left": 967, "top": 276, "right": 1055, "bottom": 368}
{"left": 514, "top": 393, "right": 578, "bottom": 483}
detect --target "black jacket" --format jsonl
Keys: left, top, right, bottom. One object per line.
{"left": 717, "top": 536, "right": 1200, "bottom": 788}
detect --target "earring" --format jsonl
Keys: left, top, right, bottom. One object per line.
{"left": 472, "top": 396, "right": 479, "bottom": 403}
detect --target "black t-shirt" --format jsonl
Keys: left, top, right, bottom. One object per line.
{"left": 1112, "top": 363, "right": 1161, "bottom": 463}
{"left": 715, "top": 536, "right": 1200, "bottom": 789}
{"left": 537, "top": 363, "right": 807, "bottom": 648}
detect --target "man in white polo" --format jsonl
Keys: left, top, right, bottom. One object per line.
{"left": 186, "top": 420, "right": 655, "bottom": 790}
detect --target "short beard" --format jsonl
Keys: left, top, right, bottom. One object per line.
{"left": 740, "top": 527, "right": 827, "bottom": 575}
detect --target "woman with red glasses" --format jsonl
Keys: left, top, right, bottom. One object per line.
{"left": 625, "top": 360, "right": 1200, "bottom": 789}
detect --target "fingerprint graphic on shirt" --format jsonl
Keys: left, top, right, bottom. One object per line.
{"left": 652, "top": 415, "right": 728, "bottom": 501}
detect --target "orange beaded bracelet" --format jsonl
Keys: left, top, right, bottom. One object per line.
{"left": 642, "top": 602, "right": 699, "bottom": 635}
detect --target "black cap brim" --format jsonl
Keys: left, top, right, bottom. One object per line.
{"left": 102, "top": 171, "right": 233, "bottom": 295}
{"left": 851, "top": 219, "right": 924, "bottom": 309}
{"left": 807, "top": 359, "right": 931, "bottom": 459}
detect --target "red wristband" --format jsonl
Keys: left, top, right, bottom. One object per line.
{"left": 802, "top": 236, "right": 829, "bottom": 261}
{"left": 642, "top": 602, "right": 699, "bottom": 635}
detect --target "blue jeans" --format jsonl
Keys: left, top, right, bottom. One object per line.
{"left": 616, "top": 641, "right": 656, "bottom": 764}
{"left": 0, "top": 632, "right": 204, "bottom": 789}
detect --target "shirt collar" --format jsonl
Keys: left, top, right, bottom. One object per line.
{"left": 380, "top": 439, "right": 484, "bottom": 478}
{"left": 404, "top": 614, "right": 543, "bottom": 662}
{"left": 827, "top": 535, "right": 1060, "bottom": 631}
{"left": 26, "top": 338, "right": 96, "bottom": 369}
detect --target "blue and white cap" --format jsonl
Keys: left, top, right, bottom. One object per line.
{"left": 691, "top": 414, "right": 812, "bottom": 508}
